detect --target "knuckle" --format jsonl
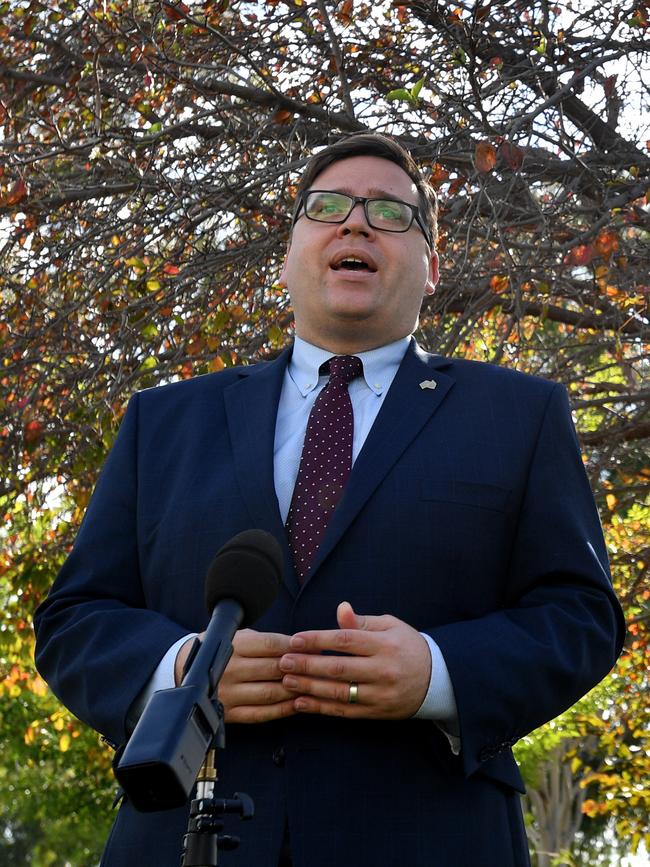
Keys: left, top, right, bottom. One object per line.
{"left": 328, "top": 703, "right": 346, "bottom": 718}
{"left": 335, "top": 630, "right": 354, "bottom": 649}
{"left": 263, "top": 632, "right": 279, "bottom": 652}
{"left": 251, "top": 705, "right": 271, "bottom": 723}
{"left": 381, "top": 663, "right": 400, "bottom": 684}
{"left": 336, "top": 683, "right": 349, "bottom": 702}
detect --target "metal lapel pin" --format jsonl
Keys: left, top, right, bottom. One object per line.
{"left": 419, "top": 380, "right": 437, "bottom": 390}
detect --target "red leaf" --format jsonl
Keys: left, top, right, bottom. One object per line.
{"left": 164, "top": 2, "right": 190, "bottom": 21}
{"left": 396, "top": 5, "right": 409, "bottom": 24}
{"left": 475, "top": 142, "right": 497, "bottom": 173}
{"left": 490, "top": 274, "right": 509, "bottom": 294}
{"left": 565, "top": 244, "right": 595, "bottom": 266}
{"left": 24, "top": 421, "right": 44, "bottom": 445}
{"left": 272, "top": 109, "right": 293, "bottom": 124}
{"left": 429, "top": 163, "right": 450, "bottom": 185}
{"left": 163, "top": 262, "right": 180, "bottom": 275}
{"left": 594, "top": 229, "right": 620, "bottom": 262}
{"left": 2, "top": 179, "right": 28, "bottom": 206}
{"left": 448, "top": 176, "right": 467, "bottom": 196}
{"left": 337, "top": 0, "right": 353, "bottom": 23}
{"left": 498, "top": 141, "right": 524, "bottom": 171}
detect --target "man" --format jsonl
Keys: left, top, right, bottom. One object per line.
{"left": 34, "top": 133, "right": 624, "bottom": 867}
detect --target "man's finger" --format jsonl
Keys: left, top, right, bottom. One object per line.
{"left": 283, "top": 673, "right": 382, "bottom": 704}
{"left": 225, "top": 699, "right": 296, "bottom": 724}
{"left": 233, "top": 629, "right": 292, "bottom": 657}
{"left": 289, "top": 619, "right": 395, "bottom": 654}
{"left": 336, "top": 600, "right": 363, "bottom": 630}
{"left": 279, "top": 652, "right": 371, "bottom": 681}
{"left": 224, "top": 681, "right": 295, "bottom": 706}
{"left": 223, "top": 655, "right": 286, "bottom": 682}
{"left": 292, "top": 696, "right": 370, "bottom": 719}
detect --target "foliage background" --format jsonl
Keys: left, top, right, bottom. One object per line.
{"left": 0, "top": 0, "right": 648, "bottom": 864}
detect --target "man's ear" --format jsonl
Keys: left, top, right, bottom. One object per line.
{"left": 277, "top": 242, "right": 290, "bottom": 288}
{"left": 424, "top": 251, "right": 439, "bottom": 296}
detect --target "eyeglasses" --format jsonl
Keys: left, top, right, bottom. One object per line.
{"left": 292, "top": 190, "right": 432, "bottom": 247}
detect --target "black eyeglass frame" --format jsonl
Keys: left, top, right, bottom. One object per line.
{"left": 291, "top": 190, "right": 433, "bottom": 248}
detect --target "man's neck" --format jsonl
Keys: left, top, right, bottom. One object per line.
{"left": 294, "top": 329, "right": 413, "bottom": 356}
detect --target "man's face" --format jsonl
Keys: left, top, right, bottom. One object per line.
{"left": 279, "top": 155, "right": 439, "bottom": 353}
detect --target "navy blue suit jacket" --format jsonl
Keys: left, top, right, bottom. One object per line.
{"left": 34, "top": 341, "right": 624, "bottom": 867}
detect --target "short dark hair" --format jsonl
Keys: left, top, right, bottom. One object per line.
{"left": 293, "top": 132, "right": 438, "bottom": 247}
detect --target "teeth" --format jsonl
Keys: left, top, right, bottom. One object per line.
{"left": 336, "top": 256, "right": 369, "bottom": 269}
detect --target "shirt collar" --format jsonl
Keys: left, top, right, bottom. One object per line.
{"left": 288, "top": 335, "right": 411, "bottom": 397}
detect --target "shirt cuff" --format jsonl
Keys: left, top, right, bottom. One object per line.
{"left": 126, "top": 633, "right": 197, "bottom": 730}
{"left": 414, "top": 632, "right": 461, "bottom": 755}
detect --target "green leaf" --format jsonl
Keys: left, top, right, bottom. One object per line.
{"left": 410, "top": 76, "right": 425, "bottom": 99}
{"left": 386, "top": 88, "right": 414, "bottom": 103}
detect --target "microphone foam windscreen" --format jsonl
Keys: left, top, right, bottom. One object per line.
{"left": 205, "top": 529, "right": 282, "bottom": 627}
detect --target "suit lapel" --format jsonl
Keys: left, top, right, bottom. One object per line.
{"left": 223, "top": 348, "right": 300, "bottom": 593}
{"left": 305, "top": 341, "right": 455, "bottom": 581}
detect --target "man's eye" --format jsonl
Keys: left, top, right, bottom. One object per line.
{"left": 309, "top": 195, "right": 347, "bottom": 217}
{"left": 320, "top": 202, "right": 343, "bottom": 214}
{"left": 375, "top": 203, "right": 403, "bottom": 220}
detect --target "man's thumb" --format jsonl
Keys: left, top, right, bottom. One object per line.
{"left": 337, "top": 600, "right": 366, "bottom": 630}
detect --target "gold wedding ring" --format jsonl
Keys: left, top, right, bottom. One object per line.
{"left": 348, "top": 682, "right": 359, "bottom": 704}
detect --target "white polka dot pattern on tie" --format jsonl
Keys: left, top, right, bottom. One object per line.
{"left": 285, "top": 355, "right": 363, "bottom": 582}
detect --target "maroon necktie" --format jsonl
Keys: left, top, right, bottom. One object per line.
{"left": 286, "top": 355, "right": 363, "bottom": 581}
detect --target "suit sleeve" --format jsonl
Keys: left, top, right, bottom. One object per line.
{"left": 33, "top": 394, "right": 190, "bottom": 747}
{"left": 428, "top": 384, "right": 625, "bottom": 779}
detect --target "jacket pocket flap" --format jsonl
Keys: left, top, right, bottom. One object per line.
{"left": 420, "top": 481, "right": 511, "bottom": 512}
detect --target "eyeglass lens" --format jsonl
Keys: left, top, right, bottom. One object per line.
{"left": 304, "top": 191, "right": 413, "bottom": 232}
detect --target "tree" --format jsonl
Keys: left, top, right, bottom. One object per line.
{"left": 1, "top": 1, "right": 648, "bottom": 863}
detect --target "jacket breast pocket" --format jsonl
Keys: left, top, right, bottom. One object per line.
{"left": 420, "top": 480, "right": 511, "bottom": 513}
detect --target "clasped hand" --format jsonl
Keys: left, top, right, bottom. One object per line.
{"left": 177, "top": 602, "right": 431, "bottom": 723}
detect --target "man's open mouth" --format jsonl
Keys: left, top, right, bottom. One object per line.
{"left": 330, "top": 256, "right": 377, "bottom": 273}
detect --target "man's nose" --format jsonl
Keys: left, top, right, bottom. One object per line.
{"left": 337, "top": 202, "right": 375, "bottom": 237}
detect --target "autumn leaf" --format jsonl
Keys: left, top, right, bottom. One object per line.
{"left": 272, "top": 109, "right": 293, "bottom": 124}
{"left": 1, "top": 178, "right": 28, "bottom": 206}
{"left": 475, "top": 141, "right": 497, "bottom": 173}
{"left": 594, "top": 229, "right": 620, "bottom": 262}
{"left": 448, "top": 176, "right": 467, "bottom": 196}
{"left": 164, "top": 2, "right": 190, "bottom": 21}
{"left": 395, "top": 5, "right": 409, "bottom": 24}
{"left": 429, "top": 163, "right": 450, "bottom": 185}
{"left": 490, "top": 274, "right": 509, "bottom": 294}
{"left": 499, "top": 141, "right": 524, "bottom": 171}
{"left": 336, "top": 0, "right": 354, "bottom": 24}
{"left": 24, "top": 420, "right": 44, "bottom": 445}
{"left": 565, "top": 244, "right": 595, "bottom": 266}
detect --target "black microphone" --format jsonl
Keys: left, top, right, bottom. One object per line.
{"left": 114, "top": 530, "right": 282, "bottom": 812}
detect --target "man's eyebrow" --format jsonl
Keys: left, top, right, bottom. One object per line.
{"left": 328, "top": 186, "right": 409, "bottom": 201}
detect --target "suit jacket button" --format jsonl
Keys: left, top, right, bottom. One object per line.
{"left": 272, "top": 747, "right": 285, "bottom": 767}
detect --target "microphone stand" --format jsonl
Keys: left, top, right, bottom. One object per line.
{"left": 179, "top": 676, "right": 254, "bottom": 866}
